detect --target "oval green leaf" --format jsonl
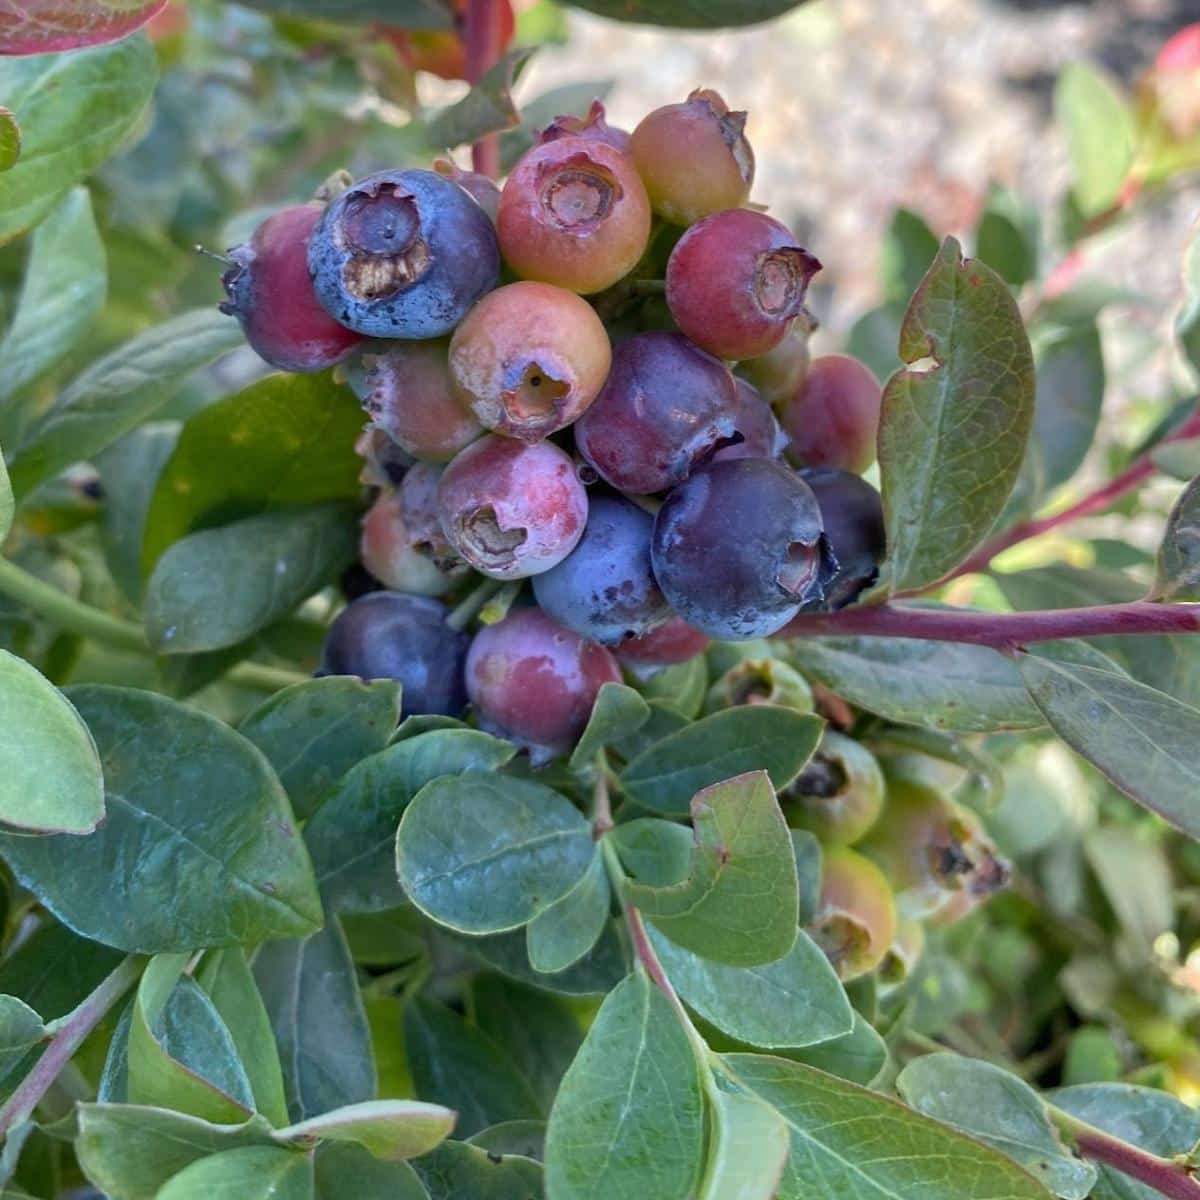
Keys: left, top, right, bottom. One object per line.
{"left": 699, "top": 1088, "right": 790, "bottom": 1200}
{"left": 156, "top": 1145, "right": 312, "bottom": 1200}
{"left": 526, "top": 852, "right": 610, "bottom": 975}
{"left": 1154, "top": 475, "right": 1200, "bottom": 601}
{"left": 563, "top": 0, "right": 808, "bottom": 27}
{"left": 274, "top": 1100, "right": 455, "bottom": 1161}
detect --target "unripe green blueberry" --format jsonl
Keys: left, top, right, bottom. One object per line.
{"left": 737, "top": 323, "right": 812, "bottom": 410}
{"left": 780, "top": 730, "right": 885, "bottom": 846}
{"left": 704, "top": 657, "right": 813, "bottom": 715}
{"left": 808, "top": 846, "right": 898, "bottom": 982}
{"left": 631, "top": 89, "right": 755, "bottom": 226}
{"left": 878, "top": 917, "right": 926, "bottom": 993}
{"left": 858, "top": 775, "right": 1011, "bottom": 921}
{"left": 449, "top": 281, "right": 612, "bottom": 442}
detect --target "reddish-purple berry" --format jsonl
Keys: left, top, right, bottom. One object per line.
{"left": 782, "top": 354, "right": 882, "bottom": 476}
{"left": 537, "top": 100, "right": 633, "bottom": 155}
{"left": 712, "top": 378, "right": 786, "bottom": 463}
{"left": 616, "top": 614, "right": 711, "bottom": 667}
{"left": 437, "top": 436, "right": 588, "bottom": 580}
{"left": 360, "top": 488, "right": 467, "bottom": 596}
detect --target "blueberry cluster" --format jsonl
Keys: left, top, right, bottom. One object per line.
{"left": 220, "top": 91, "right": 888, "bottom": 760}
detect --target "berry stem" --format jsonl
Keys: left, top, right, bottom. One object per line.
{"left": 445, "top": 576, "right": 502, "bottom": 631}
{"left": 932, "top": 404, "right": 1200, "bottom": 587}
{"left": 1049, "top": 1105, "right": 1200, "bottom": 1200}
{"left": 780, "top": 599, "right": 1200, "bottom": 651}
{"left": 0, "top": 956, "right": 142, "bottom": 1137}
{"left": 464, "top": 0, "right": 505, "bottom": 179}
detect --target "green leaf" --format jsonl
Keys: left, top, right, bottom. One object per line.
{"left": 847, "top": 302, "right": 906, "bottom": 381}
{"left": 544, "top": 972, "right": 704, "bottom": 1200}
{"left": 6, "top": 309, "right": 243, "bottom": 503}
{"left": 1053, "top": 1085, "right": 1200, "bottom": 1200}
{"left": 0, "top": 997, "right": 43, "bottom": 1086}
{"left": 897, "top": 1053, "right": 1097, "bottom": 1199}
{"left": 145, "top": 504, "right": 356, "bottom": 654}
{"left": 877, "top": 237, "right": 1036, "bottom": 592}
{"left": 0, "top": 37, "right": 157, "bottom": 245}
{"left": 1153, "top": 475, "right": 1200, "bottom": 601}
{"left": 784, "top": 1012, "right": 887, "bottom": 1085}
{"left": 562, "top": 0, "right": 809, "bottom": 27}
{"left": 726, "top": 1053, "right": 1054, "bottom": 1199}
{"left": 156, "top": 1146, "right": 312, "bottom": 1200}
{"left": 791, "top": 830, "right": 822, "bottom": 926}
{"left": 500, "top": 80, "right": 615, "bottom": 171}
{"left": 404, "top": 996, "right": 541, "bottom": 1138}
{"left": 309, "top": 730, "right": 517, "bottom": 914}
{"left": 647, "top": 924, "right": 852, "bottom": 1049}
{"left": 0, "top": 108, "right": 18, "bottom": 172}
{"left": 882, "top": 208, "right": 940, "bottom": 305}
{"left": 411, "top": 1140, "right": 542, "bottom": 1200}
{"left": 236, "top": 0, "right": 452, "bottom": 25}
{"left": 699, "top": 1088, "right": 790, "bottom": 1200}
{"left": 569, "top": 683, "right": 650, "bottom": 773}
{"left": 314, "top": 1144, "right": 428, "bottom": 1200}
{"left": 255, "top": 919, "right": 375, "bottom": 1123}
{"left": 0, "top": 452, "right": 9, "bottom": 545}
{"left": 141, "top": 372, "right": 363, "bottom": 574}
{"left": 620, "top": 706, "right": 821, "bottom": 816}
{"left": 1177, "top": 224, "right": 1200, "bottom": 377}
{"left": 396, "top": 774, "right": 594, "bottom": 935}
{"left": 623, "top": 771, "right": 799, "bottom": 968}
{"left": 0, "top": 649, "right": 103, "bottom": 834}
{"left": 611, "top": 818, "right": 694, "bottom": 886}
{"left": 239, "top": 677, "right": 402, "bottom": 822}
{"left": 76, "top": 1104, "right": 274, "bottom": 1200}
{"left": 1152, "top": 437, "right": 1200, "bottom": 481}
{"left": 1055, "top": 62, "right": 1135, "bottom": 219}
{"left": 526, "top": 852, "right": 610, "bottom": 974}
{"left": 633, "top": 653, "right": 708, "bottom": 718}
{"left": 0, "top": 188, "right": 105, "bottom": 426}
{"left": 0, "top": 922, "right": 122, "bottom": 1021}
{"left": 197, "top": 950, "right": 289, "bottom": 1129}
{"left": 789, "top": 636, "right": 1044, "bottom": 732}
{"left": 127, "top": 955, "right": 255, "bottom": 1125}
{"left": 1084, "top": 827, "right": 1174, "bottom": 945}
{"left": 974, "top": 184, "right": 1038, "bottom": 290}
{"left": 1018, "top": 653, "right": 1200, "bottom": 839}
{"left": 273, "top": 1100, "right": 454, "bottom": 1161}
{"left": 470, "top": 975, "right": 583, "bottom": 1113}
{"left": 0, "top": 686, "right": 321, "bottom": 952}
{"left": 426, "top": 48, "right": 534, "bottom": 149}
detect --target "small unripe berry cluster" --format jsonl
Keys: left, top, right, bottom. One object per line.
{"left": 219, "top": 92, "right": 887, "bottom": 759}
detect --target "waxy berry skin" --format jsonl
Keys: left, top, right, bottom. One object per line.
{"left": 533, "top": 494, "right": 670, "bottom": 645}
{"left": 651, "top": 458, "right": 832, "bottom": 640}
{"left": 630, "top": 89, "right": 755, "bottom": 226}
{"left": 537, "top": 100, "right": 632, "bottom": 155}
{"left": 574, "top": 331, "right": 740, "bottom": 496}
{"left": 363, "top": 340, "right": 482, "bottom": 463}
{"left": 465, "top": 607, "right": 621, "bottom": 757}
{"left": 448, "top": 282, "right": 612, "bottom": 442}
{"left": 666, "top": 209, "right": 820, "bottom": 361}
{"left": 800, "top": 467, "right": 886, "bottom": 610}
{"left": 437, "top": 435, "right": 588, "bottom": 580}
{"left": 713, "top": 378, "right": 786, "bottom": 463}
{"left": 497, "top": 137, "right": 652, "bottom": 296}
{"left": 220, "top": 203, "right": 363, "bottom": 373}
{"left": 616, "top": 614, "right": 711, "bottom": 667}
{"left": 434, "top": 158, "right": 501, "bottom": 223}
{"left": 318, "top": 592, "right": 469, "bottom": 717}
{"left": 782, "top": 354, "right": 882, "bottom": 476}
{"left": 308, "top": 169, "right": 499, "bottom": 339}
{"left": 360, "top": 489, "right": 467, "bottom": 596}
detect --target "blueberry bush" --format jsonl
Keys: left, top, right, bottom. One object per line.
{"left": 1, "top": 2, "right": 1200, "bottom": 1198}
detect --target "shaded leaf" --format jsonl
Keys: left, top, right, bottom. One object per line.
{"left": 569, "top": 683, "right": 649, "bottom": 773}
{"left": 145, "top": 504, "right": 356, "bottom": 654}
{"left": 156, "top": 1145, "right": 312, "bottom": 1200}
{"left": 255, "top": 919, "right": 375, "bottom": 1123}
{"left": 0, "top": 686, "right": 321, "bottom": 952}
{"left": 237, "top": 0, "right": 452, "bottom": 25}
{"left": 623, "top": 771, "right": 799, "bottom": 968}
{"left": 647, "top": 924, "right": 852, "bottom": 1050}
{"left": 1019, "top": 653, "right": 1200, "bottom": 839}
{"left": 240, "top": 677, "right": 402, "bottom": 822}
{"left": 396, "top": 774, "right": 593, "bottom": 935}
{"left": 544, "top": 972, "right": 704, "bottom": 1200}
{"left": 897, "top": 1053, "right": 1097, "bottom": 1199}
{"left": 426, "top": 48, "right": 534, "bottom": 149}
{"left": 699, "top": 1088, "right": 790, "bottom": 1200}
{"left": 141, "top": 372, "right": 363, "bottom": 574}
{"left": 1055, "top": 62, "right": 1135, "bottom": 219}
{"left": 877, "top": 237, "right": 1036, "bottom": 592}
{"left": 314, "top": 1143, "right": 428, "bottom": 1200}
{"left": 404, "top": 996, "right": 540, "bottom": 1137}
{"left": 790, "top": 636, "right": 1043, "bottom": 732}
{"left": 1084, "top": 827, "right": 1174, "bottom": 945}
{"left": 0, "top": 649, "right": 103, "bottom": 833}
{"left": 562, "top": 0, "right": 809, "bottom": 27}
{"left": 620, "top": 705, "right": 822, "bottom": 816}
{"left": 0, "top": 187, "right": 105, "bottom": 427}
{"left": 975, "top": 185, "right": 1038, "bottom": 289}
{"left": 784, "top": 1011, "right": 887, "bottom": 1086}
{"left": 0, "top": 107, "right": 18, "bottom": 171}
{"left": 0, "top": 2, "right": 167, "bottom": 54}
{"left": 1153, "top": 474, "right": 1200, "bottom": 601}
{"left": 0, "top": 921, "right": 122, "bottom": 1021}
{"left": 526, "top": 852, "right": 610, "bottom": 974}
{"left": 274, "top": 1100, "right": 454, "bottom": 1161}
{"left": 0, "top": 997, "right": 43, "bottom": 1087}
{"left": 633, "top": 653, "right": 708, "bottom": 718}
{"left": 411, "top": 1140, "right": 542, "bottom": 1200}
{"left": 7, "top": 310, "right": 243, "bottom": 502}
{"left": 0, "top": 37, "right": 157, "bottom": 244}
{"left": 882, "top": 208, "right": 940, "bottom": 304}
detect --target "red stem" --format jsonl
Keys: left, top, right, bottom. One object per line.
{"left": 464, "top": 0, "right": 503, "bottom": 178}
{"left": 781, "top": 600, "right": 1200, "bottom": 651}
{"left": 941, "top": 406, "right": 1200, "bottom": 585}
{"left": 1067, "top": 1124, "right": 1200, "bottom": 1200}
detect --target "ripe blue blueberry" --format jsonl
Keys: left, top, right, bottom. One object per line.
{"left": 651, "top": 458, "right": 832, "bottom": 640}
{"left": 308, "top": 169, "right": 500, "bottom": 338}
{"left": 799, "top": 467, "right": 885, "bottom": 609}
{"left": 533, "top": 494, "right": 670, "bottom": 645}
{"left": 318, "top": 591, "right": 469, "bottom": 717}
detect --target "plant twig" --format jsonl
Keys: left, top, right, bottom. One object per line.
{"left": 464, "top": 0, "right": 504, "bottom": 179}
{"left": 446, "top": 576, "right": 502, "bottom": 632}
{"left": 0, "top": 956, "right": 142, "bottom": 1137}
{"left": 781, "top": 600, "right": 1200, "bottom": 651}
{"left": 1050, "top": 1105, "right": 1200, "bottom": 1200}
